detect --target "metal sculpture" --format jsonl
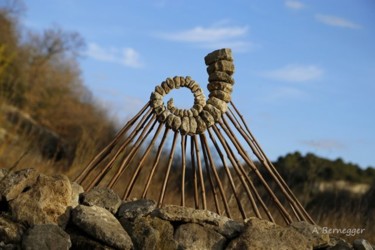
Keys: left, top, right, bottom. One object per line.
{"left": 75, "top": 48, "right": 314, "bottom": 225}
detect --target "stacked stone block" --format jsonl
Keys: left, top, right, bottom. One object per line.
{"left": 149, "top": 48, "right": 234, "bottom": 134}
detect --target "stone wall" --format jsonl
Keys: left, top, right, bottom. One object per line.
{"left": 0, "top": 168, "right": 373, "bottom": 250}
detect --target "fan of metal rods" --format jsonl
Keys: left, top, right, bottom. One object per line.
{"left": 74, "top": 48, "right": 314, "bottom": 225}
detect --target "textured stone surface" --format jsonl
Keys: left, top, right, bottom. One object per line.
{"left": 0, "top": 168, "right": 38, "bottom": 201}
{"left": 201, "top": 110, "right": 215, "bottom": 127}
{"left": 0, "top": 216, "right": 25, "bottom": 243}
{"left": 67, "top": 226, "right": 114, "bottom": 250}
{"left": 121, "top": 216, "right": 177, "bottom": 250}
{"left": 204, "top": 48, "right": 233, "bottom": 65}
{"left": 71, "top": 205, "right": 132, "bottom": 249}
{"left": 0, "top": 168, "right": 9, "bottom": 179}
{"left": 207, "top": 81, "right": 233, "bottom": 93}
{"left": 174, "top": 223, "right": 226, "bottom": 250}
{"left": 327, "top": 238, "right": 352, "bottom": 250}
{"left": 209, "top": 90, "right": 232, "bottom": 102}
{"left": 180, "top": 116, "right": 190, "bottom": 135}
{"left": 70, "top": 182, "right": 84, "bottom": 208}
{"left": 204, "top": 104, "right": 222, "bottom": 122}
{"left": 207, "top": 60, "right": 235, "bottom": 75}
{"left": 189, "top": 117, "right": 198, "bottom": 135}
{"left": 22, "top": 224, "right": 71, "bottom": 250}
{"left": 152, "top": 205, "right": 243, "bottom": 238}
{"left": 207, "top": 97, "right": 228, "bottom": 113}
{"left": 117, "top": 199, "right": 156, "bottom": 220}
{"left": 80, "top": 186, "right": 121, "bottom": 214}
{"left": 208, "top": 71, "right": 234, "bottom": 84}
{"left": 226, "top": 217, "right": 309, "bottom": 250}
{"left": 9, "top": 174, "right": 72, "bottom": 227}
{"left": 195, "top": 116, "right": 207, "bottom": 134}
{"left": 290, "top": 221, "right": 330, "bottom": 249}
{"left": 353, "top": 239, "right": 374, "bottom": 250}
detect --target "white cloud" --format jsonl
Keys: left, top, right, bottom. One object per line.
{"left": 285, "top": 0, "right": 305, "bottom": 10}
{"left": 262, "top": 86, "right": 307, "bottom": 102}
{"left": 158, "top": 23, "right": 251, "bottom": 52}
{"left": 315, "top": 14, "right": 361, "bottom": 29}
{"left": 261, "top": 64, "right": 323, "bottom": 82}
{"left": 301, "top": 139, "right": 346, "bottom": 151}
{"left": 86, "top": 43, "right": 143, "bottom": 68}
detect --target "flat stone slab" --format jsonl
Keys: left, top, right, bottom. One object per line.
{"left": 80, "top": 186, "right": 121, "bottom": 214}
{"left": 71, "top": 205, "right": 132, "bottom": 250}
{"left": 22, "top": 224, "right": 71, "bottom": 250}
{"left": 0, "top": 168, "right": 38, "bottom": 201}
{"left": 152, "top": 205, "right": 243, "bottom": 238}
{"left": 117, "top": 199, "right": 156, "bottom": 220}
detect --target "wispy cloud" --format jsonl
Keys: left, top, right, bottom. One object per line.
{"left": 261, "top": 64, "right": 323, "bottom": 82}
{"left": 315, "top": 14, "right": 361, "bottom": 29}
{"left": 263, "top": 86, "right": 306, "bottom": 101}
{"left": 86, "top": 43, "right": 143, "bottom": 68}
{"left": 301, "top": 139, "right": 346, "bottom": 151}
{"left": 284, "top": 0, "right": 305, "bottom": 10}
{"left": 158, "top": 22, "right": 251, "bottom": 52}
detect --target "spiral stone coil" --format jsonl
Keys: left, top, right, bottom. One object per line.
{"left": 150, "top": 48, "right": 234, "bottom": 134}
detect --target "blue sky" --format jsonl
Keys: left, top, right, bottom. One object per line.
{"left": 21, "top": 0, "right": 375, "bottom": 168}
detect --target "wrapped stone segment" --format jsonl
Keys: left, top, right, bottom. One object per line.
{"left": 149, "top": 48, "right": 235, "bottom": 134}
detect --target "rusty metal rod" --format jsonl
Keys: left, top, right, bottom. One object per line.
{"left": 218, "top": 118, "right": 292, "bottom": 224}
{"left": 190, "top": 136, "right": 200, "bottom": 209}
{"left": 142, "top": 127, "right": 170, "bottom": 198}
{"left": 207, "top": 128, "right": 246, "bottom": 219}
{"left": 200, "top": 133, "right": 232, "bottom": 218}
{"left": 200, "top": 134, "right": 221, "bottom": 215}
{"left": 74, "top": 102, "right": 150, "bottom": 183}
{"left": 124, "top": 121, "right": 164, "bottom": 199}
{"left": 158, "top": 131, "right": 179, "bottom": 207}
{"left": 228, "top": 102, "right": 315, "bottom": 224}
{"left": 181, "top": 135, "right": 187, "bottom": 207}
{"left": 193, "top": 135, "right": 207, "bottom": 210}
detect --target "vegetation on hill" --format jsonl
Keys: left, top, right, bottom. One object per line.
{"left": 0, "top": 1, "right": 116, "bottom": 170}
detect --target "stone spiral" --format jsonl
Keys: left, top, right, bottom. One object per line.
{"left": 150, "top": 48, "right": 234, "bottom": 135}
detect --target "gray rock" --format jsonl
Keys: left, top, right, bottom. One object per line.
{"left": 207, "top": 60, "right": 235, "bottom": 75}
{"left": 204, "top": 104, "right": 222, "bottom": 122}
{"left": 80, "top": 186, "right": 121, "bottom": 214}
{"left": 0, "top": 216, "right": 25, "bottom": 243}
{"left": 67, "top": 227, "right": 114, "bottom": 250}
{"left": 152, "top": 205, "right": 243, "bottom": 238}
{"left": 117, "top": 199, "right": 156, "bottom": 220}
{"left": 121, "top": 216, "right": 177, "bottom": 250}
{"left": 208, "top": 72, "right": 234, "bottom": 84}
{"left": 71, "top": 205, "right": 132, "bottom": 250}
{"left": 207, "top": 97, "right": 228, "bottom": 114}
{"left": 207, "top": 82, "right": 233, "bottom": 93}
{"left": 0, "top": 168, "right": 38, "bottom": 201}
{"left": 174, "top": 223, "right": 226, "bottom": 250}
{"left": 204, "top": 48, "right": 233, "bottom": 65}
{"left": 226, "top": 217, "right": 309, "bottom": 250}
{"left": 0, "top": 168, "right": 9, "bottom": 179}
{"left": 22, "top": 224, "right": 71, "bottom": 250}
{"left": 327, "top": 238, "right": 352, "bottom": 250}
{"left": 180, "top": 117, "right": 190, "bottom": 135}
{"left": 9, "top": 174, "right": 72, "bottom": 227}
{"left": 195, "top": 116, "right": 207, "bottom": 134}
{"left": 353, "top": 239, "right": 373, "bottom": 250}
{"left": 70, "top": 182, "right": 84, "bottom": 208}
{"left": 0, "top": 241, "right": 20, "bottom": 250}
{"left": 189, "top": 117, "right": 198, "bottom": 135}
{"left": 209, "top": 90, "right": 232, "bottom": 102}
{"left": 290, "top": 221, "right": 330, "bottom": 249}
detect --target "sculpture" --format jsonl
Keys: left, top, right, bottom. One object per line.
{"left": 75, "top": 48, "right": 314, "bottom": 225}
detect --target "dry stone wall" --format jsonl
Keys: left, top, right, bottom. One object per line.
{"left": 0, "top": 168, "right": 373, "bottom": 250}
